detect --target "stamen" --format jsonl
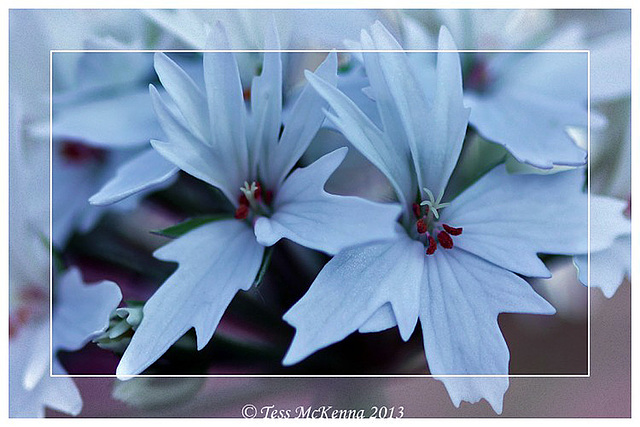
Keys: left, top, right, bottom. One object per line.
{"left": 416, "top": 218, "right": 427, "bottom": 234}
{"left": 437, "top": 231, "right": 454, "bottom": 249}
{"left": 442, "top": 224, "right": 463, "bottom": 236}
{"left": 426, "top": 235, "right": 437, "bottom": 255}
{"left": 234, "top": 205, "right": 249, "bottom": 220}
{"left": 239, "top": 193, "right": 249, "bottom": 206}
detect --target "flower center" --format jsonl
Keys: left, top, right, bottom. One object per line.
{"left": 60, "top": 140, "right": 107, "bottom": 165}
{"left": 464, "top": 56, "right": 492, "bottom": 93}
{"left": 412, "top": 187, "right": 463, "bottom": 256}
{"left": 234, "top": 180, "right": 273, "bottom": 220}
{"left": 10, "top": 285, "right": 47, "bottom": 338}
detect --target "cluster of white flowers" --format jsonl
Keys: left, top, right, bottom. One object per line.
{"left": 9, "top": 9, "right": 631, "bottom": 418}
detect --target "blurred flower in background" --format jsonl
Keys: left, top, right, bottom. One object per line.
{"left": 8, "top": 8, "right": 631, "bottom": 418}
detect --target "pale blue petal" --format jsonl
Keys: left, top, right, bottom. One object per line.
{"left": 52, "top": 268, "right": 122, "bottom": 354}
{"left": 417, "top": 26, "right": 470, "bottom": 196}
{"left": 440, "top": 165, "right": 587, "bottom": 277}
{"left": 400, "top": 14, "right": 436, "bottom": 50}
{"left": 22, "top": 322, "right": 50, "bottom": 391}
{"left": 52, "top": 88, "right": 162, "bottom": 148}
{"left": 117, "top": 220, "right": 263, "bottom": 377}
{"left": 203, "top": 23, "right": 249, "bottom": 188}
{"left": 263, "top": 52, "right": 338, "bottom": 190}
{"left": 584, "top": 195, "right": 631, "bottom": 253}
{"left": 420, "top": 248, "right": 555, "bottom": 414}
{"left": 10, "top": 322, "right": 82, "bottom": 417}
{"left": 467, "top": 52, "right": 587, "bottom": 169}
{"left": 249, "top": 21, "right": 282, "bottom": 179}
{"left": 305, "top": 70, "right": 415, "bottom": 208}
{"left": 360, "top": 25, "right": 418, "bottom": 186}
{"left": 89, "top": 148, "right": 179, "bottom": 206}
{"left": 436, "top": 377, "right": 509, "bottom": 414}
{"left": 367, "top": 23, "right": 470, "bottom": 198}
{"left": 282, "top": 236, "right": 424, "bottom": 365}
{"left": 574, "top": 235, "right": 630, "bottom": 298}
{"left": 329, "top": 65, "right": 380, "bottom": 135}
{"left": 574, "top": 195, "right": 630, "bottom": 297}
{"left": 149, "top": 85, "right": 238, "bottom": 204}
{"left": 358, "top": 303, "right": 398, "bottom": 334}
{"left": 254, "top": 148, "right": 402, "bottom": 255}
{"left": 154, "top": 53, "right": 209, "bottom": 142}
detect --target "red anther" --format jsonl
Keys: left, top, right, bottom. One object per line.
{"left": 243, "top": 88, "right": 251, "bottom": 101}
{"left": 416, "top": 218, "right": 427, "bottom": 234}
{"left": 234, "top": 205, "right": 249, "bottom": 220}
{"left": 437, "top": 231, "right": 454, "bottom": 249}
{"left": 61, "top": 140, "right": 106, "bottom": 164}
{"left": 254, "top": 182, "right": 262, "bottom": 200}
{"left": 264, "top": 190, "right": 273, "bottom": 205}
{"left": 238, "top": 193, "right": 249, "bottom": 206}
{"left": 412, "top": 203, "right": 421, "bottom": 218}
{"left": 442, "top": 224, "right": 463, "bottom": 236}
{"left": 426, "top": 236, "right": 437, "bottom": 255}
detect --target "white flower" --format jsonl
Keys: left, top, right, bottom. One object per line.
{"left": 285, "top": 22, "right": 588, "bottom": 413}
{"left": 116, "top": 23, "right": 402, "bottom": 378}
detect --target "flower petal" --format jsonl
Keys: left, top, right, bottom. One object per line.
{"left": 440, "top": 165, "right": 587, "bottom": 277}
{"left": 149, "top": 84, "right": 238, "bottom": 203}
{"left": 52, "top": 267, "right": 122, "bottom": 354}
{"left": 254, "top": 148, "right": 402, "bottom": 255}
{"left": 249, "top": 21, "right": 282, "bottom": 179}
{"left": 154, "top": 52, "right": 209, "bottom": 142}
{"left": 52, "top": 88, "right": 162, "bottom": 149}
{"left": 367, "top": 23, "right": 470, "bottom": 198}
{"left": 117, "top": 220, "right": 263, "bottom": 377}
{"left": 305, "top": 69, "right": 415, "bottom": 208}
{"left": 282, "top": 236, "right": 424, "bottom": 365}
{"left": 263, "top": 51, "right": 338, "bottom": 190}
{"left": 10, "top": 322, "right": 82, "bottom": 417}
{"left": 573, "top": 195, "right": 630, "bottom": 297}
{"left": 358, "top": 303, "right": 398, "bottom": 334}
{"left": 420, "top": 248, "right": 555, "bottom": 413}
{"left": 203, "top": 22, "right": 249, "bottom": 189}
{"left": 585, "top": 195, "right": 631, "bottom": 253}
{"left": 466, "top": 52, "right": 587, "bottom": 169}
{"left": 574, "top": 235, "right": 630, "bottom": 298}
{"left": 89, "top": 147, "right": 179, "bottom": 206}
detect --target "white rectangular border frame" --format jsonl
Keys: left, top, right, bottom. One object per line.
{"left": 49, "top": 48, "right": 591, "bottom": 379}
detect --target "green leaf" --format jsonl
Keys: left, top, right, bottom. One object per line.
{"left": 252, "top": 246, "right": 274, "bottom": 287}
{"left": 151, "top": 214, "right": 232, "bottom": 238}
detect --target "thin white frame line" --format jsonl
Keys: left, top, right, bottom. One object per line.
{"left": 59, "top": 374, "right": 593, "bottom": 378}
{"left": 48, "top": 48, "right": 592, "bottom": 379}
{"left": 587, "top": 50, "right": 592, "bottom": 378}
{"left": 51, "top": 49, "right": 590, "bottom": 53}
{"left": 49, "top": 50, "right": 54, "bottom": 373}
